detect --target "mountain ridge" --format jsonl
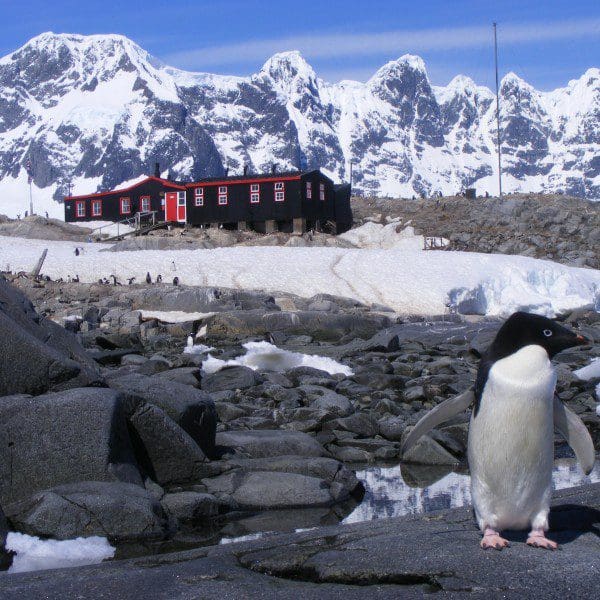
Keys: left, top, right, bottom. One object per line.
{"left": 0, "top": 32, "right": 598, "bottom": 218}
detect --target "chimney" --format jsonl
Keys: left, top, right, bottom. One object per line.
{"left": 154, "top": 162, "right": 160, "bottom": 178}
{"left": 271, "top": 163, "right": 277, "bottom": 174}
{"left": 243, "top": 165, "right": 248, "bottom": 176}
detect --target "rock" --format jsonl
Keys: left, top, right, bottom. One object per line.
{"left": 401, "top": 435, "right": 460, "bottom": 466}
{"left": 6, "top": 482, "right": 168, "bottom": 542}
{"left": 215, "top": 402, "right": 247, "bottom": 422}
{"left": 203, "top": 471, "right": 334, "bottom": 509}
{"left": 128, "top": 403, "right": 214, "bottom": 486}
{"left": 161, "top": 492, "right": 221, "bottom": 522}
{"left": 121, "top": 354, "right": 148, "bottom": 366}
{"left": 201, "top": 366, "right": 259, "bottom": 393}
{"left": 0, "top": 388, "right": 141, "bottom": 506}
{"left": 216, "top": 430, "right": 326, "bottom": 459}
{"left": 378, "top": 417, "right": 406, "bottom": 441}
{"left": 0, "top": 278, "right": 103, "bottom": 395}
{"left": 323, "top": 413, "right": 379, "bottom": 437}
{"left": 328, "top": 445, "right": 374, "bottom": 463}
{"left": 154, "top": 367, "right": 201, "bottom": 388}
{"left": 107, "top": 373, "right": 217, "bottom": 457}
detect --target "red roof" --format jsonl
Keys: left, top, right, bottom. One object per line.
{"left": 185, "top": 174, "right": 302, "bottom": 188}
{"left": 64, "top": 176, "right": 186, "bottom": 201}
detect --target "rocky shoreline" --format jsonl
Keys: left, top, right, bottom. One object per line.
{"left": 0, "top": 273, "right": 598, "bottom": 568}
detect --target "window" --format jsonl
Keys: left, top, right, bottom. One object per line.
{"left": 319, "top": 183, "right": 325, "bottom": 201}
{"left": 194, "top": 187, "right": 204, "bottom": 207}
{"left": 91, "top": 199, "right": 102, "bottom": 216}
{"left": 160, "top": 195, "right": 165, "bottom": 207}
{"left": 250, "top": 183, "right": 260, "bottom": 204}
{"left": 306, "top": 182, "right": 312, "bottom": 199}
{"left": 75, "top": 201, "right": 86, "bottom": 217}
{"left": 274, "top": 182, "right": 285, "bottom": 202}
{"left": 140, "top": 196, "right": 150, "bottom": 212}
{"left": 177, "top": 191, "right": 186, "bottom": 206}
{"left": 120, "top": 197, "right": 131, "bottom": 214}
{"left": 218, "top": 185, "right": 228, "bottom": 206}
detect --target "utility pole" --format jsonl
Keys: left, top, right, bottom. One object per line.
{"left": 493, "top": 22, "right": 503, "bottom": 198}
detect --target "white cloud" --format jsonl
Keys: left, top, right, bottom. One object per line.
{"left": 163, "top": 18, "right": 600, "bottom": 71}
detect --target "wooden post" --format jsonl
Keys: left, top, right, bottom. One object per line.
{"left": 31, "top": 248, "right": 48, "bottom": 278}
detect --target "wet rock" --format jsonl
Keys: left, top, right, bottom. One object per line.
{"left": 217, "top": 430, "right": 326, "bottom": 459}
{"left": 201, "top": 366, "right": 260, "bottom": 393}
{"left": 401, "top": 435, "right": 460, "bottom": 466}
{"left": 6, "top": 482, "right": 168, "bottom": 542}
{"left": 161, "top": 492, "right": 221, "bottom": 522}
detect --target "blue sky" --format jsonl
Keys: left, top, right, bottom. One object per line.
{"left": 2, "top": 0, "right": 599, "bottom": 89}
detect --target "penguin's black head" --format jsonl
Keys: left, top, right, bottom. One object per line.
{"left": 490, "top": 311, "right": 589, "bottom": 359}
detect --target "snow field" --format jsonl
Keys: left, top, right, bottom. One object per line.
{"left": 0, "top": 235, "right": 598, "bottom": 317}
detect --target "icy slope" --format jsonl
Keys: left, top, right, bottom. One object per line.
{"left": 1, "top": 236, "right": 598, "bottom": 317}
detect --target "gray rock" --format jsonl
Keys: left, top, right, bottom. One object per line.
{"left": 201, "top": 366, "right": 259, "bottom": 393}
{"left": 378, "top": 416, "right": 406, "bottom": 441}
{"left": 217, "top": 430, "right": 326, "bottom": 459}
{"left": 6, "top": 481, "right": 168, "bottom": 541}
{"left": 154, "top": 367, "right": 201, "bottom": 388}
{"left": 0, "top": 388, "right": 141, "bottom": 505}
{"left": 0, "top": 279, "right": 103, "bottom": 395}
{"left": 121, "top": 354, "right": 148, "bottom": 366}
{"left": 401, "top": 435, "right": 460, "bottom": 466}
{"left": 323, "top": 413, "right": 379, "bottom": 437}
{"left": 107, "top": 373, "right": 217, "bottom": 457}
{"left": 203, "top": 470, "right": 333, "bottom": 509}
{"left": 328, "top": 445, "right": 374, "bottom": 463}
{"left": 161, "top": 492, "right": 220, "bottom": 522}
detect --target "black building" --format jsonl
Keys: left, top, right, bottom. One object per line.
{"left": 65, "top": 168, "right": 352, "bottom": 234}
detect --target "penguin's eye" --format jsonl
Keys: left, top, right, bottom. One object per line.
{"left": 542, "top": 329, "right": 553, "bottom": 337}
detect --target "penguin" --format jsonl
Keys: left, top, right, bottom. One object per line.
{"left": 146, "top": 272, "right": 152, "bottom": 285}
{"left": 173, "top": 276, "right": 179, "bottom": 286}
{"left": 156, "top": 274, "right": 162, "bottom": 283}
{"left": 127, "top": 277, "right": 136, "bottom": 285}
{"left": 402, "top": 311, "right": 594, "bottom": 551}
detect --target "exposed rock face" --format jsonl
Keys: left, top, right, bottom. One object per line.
{"left": 0, "top": 276, "right": 103, "bottom": 395}
{"left": 0, "top": 32, "right": 598, "bottom": 218}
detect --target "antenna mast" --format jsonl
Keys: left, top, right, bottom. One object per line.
{"left": 493, "top": 22, "right": 502, "bottom": 198}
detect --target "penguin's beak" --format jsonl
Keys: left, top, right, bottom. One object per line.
{"left": 574, "top": 334, "right": 590, "bottom": 346}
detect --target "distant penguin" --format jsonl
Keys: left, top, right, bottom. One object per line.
{"left": 146, "top": 272, "right": 152, "bottom": 284}
{"left": 156, "top": 274, "right": 162, "bottom": 283}
{"left": 110, "top": 274, "right": 121, "bottom": 286}
{"left": 402, "top": 311, "right": 594, "bottom": 551}
{"left": 171, "top": 260, "right": 177, "bottom": 272}
{"left": 173, "top": 276, "right": 179, "bottom": 286}
{"left": 127, "top": 277, "right": 136, "bottom": 285}
{"left": 74, "top": 247, "right": 80, "bottom": 256}
{"left": 73, "top": 274, "right": 80, "bottom": 283}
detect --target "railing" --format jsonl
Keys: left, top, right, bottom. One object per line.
{"left": 88, "top": 211, "right": 158, "bottom": 240}
{"left": 423, "top": 236, "right": 448, "bottom": 250}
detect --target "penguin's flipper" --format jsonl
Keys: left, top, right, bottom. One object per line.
{"left": 553, "top": 395, "right": 595, "bottom": 476}
{"left": 401, "top": 389, "right": 474, "bottom": 456}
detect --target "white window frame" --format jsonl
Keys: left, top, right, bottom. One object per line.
{"left": 250, "top": 183, "right": 260, "bottom": 204}
{"left": 319, "top": 183, "right": 325, "bottom": 201}
{"left": 177, "top": 191, "right": 186, "bottom": 206}
{"left": 140, "top": 196, "right": 150, "bottom": 212}
{"left": 91, "top": 199, "right": 102, "bottom": 216}
{"left": 274, "top": 181, "right": 285, "bottom": 202}
{"left": 306, "top": 182, "right": 312, "bottom": 199}
{"left": 194, "top": 187, "right": 204, "bottom": 207}
{"left": 76, "top": 201, "right": 86, "bottom": 217}
{"left": 120, "top": 197, "right": 131, "bottom": 214}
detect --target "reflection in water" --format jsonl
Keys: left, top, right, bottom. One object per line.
{"left": 343, "top": 458, "right": 600, "bottom": 525}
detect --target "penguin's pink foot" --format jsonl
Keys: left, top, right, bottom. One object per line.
{"left": 526, "top": 529, "right": 558, "bottom": 550}
{"left": 481, "top": 528, "right": 510, "bottom": 550}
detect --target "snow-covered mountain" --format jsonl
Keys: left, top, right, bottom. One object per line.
{"left": 0, "top": 32, "right": 598, "bottom": 218}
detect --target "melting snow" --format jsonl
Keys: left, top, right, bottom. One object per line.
{"left": 201, "top": 341, "right": 353, "bottom": 376}
{"left": 6, "top": 532, "right": 115, "bottom": 574}
{"left": 574, "top": 358, "right": 600, "bottom": 381}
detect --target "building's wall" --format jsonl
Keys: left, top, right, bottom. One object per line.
{"left": 64, "top": 179, "right": 174, "bottom": 223}
{"left": 186, "top": 177, "right": 302, "bottom": 227}
{"left": 300, "top": 171, "right": 337, "bottom": 229}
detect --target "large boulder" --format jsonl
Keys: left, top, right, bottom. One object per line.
{"left": 201, "top": 366, "right": 260, "bottom": 393}
{"left": 107, "top": 373, "right": 217, "bottom": 457}
{"left": 0, "top": 278, "right": 103, "bottom": 395}
{"left": 6, "top": 482, "right": 168, "bottom": 541}
{"left": 0, "top": 388, "right": 141, "bottom": 505}
{"left": 216, "top": 430, "right": 327, "bottom": 459}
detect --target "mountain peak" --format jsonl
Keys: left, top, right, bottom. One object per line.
{"left": 260, "top": 51, "right": 316, "bottom": 81}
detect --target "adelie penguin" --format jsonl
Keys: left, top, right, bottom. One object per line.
{"left": 402, "top": 311, "right": 595, "bottom": 551}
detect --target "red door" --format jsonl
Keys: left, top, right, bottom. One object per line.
{"left": 165, "top": 192, "right": 178, "bottom": 222}
{"left": 165, "top": 191, "right": 186, "bottom": 223}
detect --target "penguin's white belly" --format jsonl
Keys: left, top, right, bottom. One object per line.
{"left": 468, "top": 345, "right": 556, "bottom": 531}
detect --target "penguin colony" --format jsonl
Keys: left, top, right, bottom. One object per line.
{"left": 403, "top": 311, "right": 595, "bottom": 551}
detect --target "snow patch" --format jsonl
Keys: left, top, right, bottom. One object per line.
{"left": 139, "top": 310, "right": 216, "bottom": 323}
{"left": 201, "top": 341, "right": 353, "bottom": 376}
{"left": 339, "top": 222, "right": 427, "bottom": 250}
{"left": 574, "top": 358, "right": 600, "bottom": 381}
{"left": 6, "top": 532, "right": 115, "bottom": 574}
